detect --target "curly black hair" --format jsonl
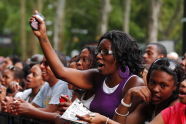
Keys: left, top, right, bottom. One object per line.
{"left": 147, "top": 58, "right": 185, "bottom": 85}
{"left": 98, "top": 30, "right": 144, "bottom": 77}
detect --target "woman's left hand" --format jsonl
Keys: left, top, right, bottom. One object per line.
{"left": 76, "top": 113, "right": 107, "bottom": 124}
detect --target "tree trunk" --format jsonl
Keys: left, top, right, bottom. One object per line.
{"left": 20, "top": 0, "right": 26, "bottom": 60}
{"left": 163, "top": 0, "right": 183, "bottom": 39}
{"left": 53, "top": 0, "right": 66, "bottom": 51}
{"left": 147, "top": 0, "right": 162, "bottom": 42}
{"left": 32, "top": 0, "right": 43, "bottom": 54}
{"left": 183, "top": 0, "right": 186, "bottom": 54}
{"left": 37, "top": 0, "right": 43, "bottom": 12}
{"left": 123, "top": 0, "right": 132, "bottom": 33}
{"left": 98, "top": 0, "right": 112, "bottom": 36}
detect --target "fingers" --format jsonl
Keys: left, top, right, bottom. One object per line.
{"left": 131, "top": 86, "right": 151, "bottom": 103}
{"left": 58, "top": 102, "right": 72, "bottom": 112}
{"left": 59, "top": 95, "right": 70, "bottom": 103}
{"left": 76, "top": 114, "right": 91, "bottom": 123}
{"left": 139, "top": 87, "right": 151, "bottom": 102}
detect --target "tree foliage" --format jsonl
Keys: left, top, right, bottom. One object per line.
{"left": 0, "top": 0, "right": 184, "bottom": 58}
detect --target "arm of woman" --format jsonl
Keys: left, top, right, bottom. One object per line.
{"left": 113, "top": 77, "right": 151, "bottom": 124}
{"left": 77, "top": 113, "right": 120, "bottom": 124}
{"left": 29, "top": 11, "right": 99, "bottom": 89}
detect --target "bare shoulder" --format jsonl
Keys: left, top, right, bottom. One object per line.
{"left": 122, "top": 75, "right": 145, "bottom": 99}
{"left": 127, "top": 75, "right": 145, "bottom": 88}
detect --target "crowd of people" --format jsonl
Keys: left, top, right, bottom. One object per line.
{"left": 0, "top": 11, "right": 185, "bottom": 124}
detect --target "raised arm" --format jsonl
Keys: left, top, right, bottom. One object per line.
{"left": 29, "top": 11, "right": 99, "bottom": 89}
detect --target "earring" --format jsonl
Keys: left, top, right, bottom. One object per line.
{"left": 119, "top": 66, "right": 130, "bottom": 79}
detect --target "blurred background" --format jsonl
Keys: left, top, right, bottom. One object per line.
{"left": 0, "top": 0, "right": 185, "bottom": 60}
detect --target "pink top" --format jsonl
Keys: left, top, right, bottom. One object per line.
{"left": 161, "top": 102, "right": 186, "bottom": 124}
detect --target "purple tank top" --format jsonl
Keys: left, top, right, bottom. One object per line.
{"left": 89, "top": 74, "right": 133, "bottom": 118}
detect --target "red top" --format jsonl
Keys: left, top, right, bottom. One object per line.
{"left": 161, "top": 102, "right": 186, "bottom": 124}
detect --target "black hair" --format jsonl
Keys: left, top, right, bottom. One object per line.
{"left": 83, "top": 46, "right": 97, "bottom": 68}
{"left": 98, "top": 30, "right": 144, "bottom": 76}
{"left": 7, "top": 66, "right": 24, "bottom": 80}
{"left": 148, "top": 43, "right": 167, "bottom": 57}
{"left": 8, "top": 55, "right": 21, "bottom": 65}
{"left": 147, "top": 58, "right": 185, "bottom": 85}
{"left": 6, "top": 65, "right": 25, "bottom": 90}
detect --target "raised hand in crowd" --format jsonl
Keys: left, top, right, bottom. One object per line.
{"left": 29, "top": 10, "right": 47, "bottom": 39}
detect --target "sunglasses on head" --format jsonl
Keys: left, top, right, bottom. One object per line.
{"left": 7, "top": 65, "right": 16, "bottom": 71}
{"left": 153, "top": 58, "right": 177, "bottom": 72}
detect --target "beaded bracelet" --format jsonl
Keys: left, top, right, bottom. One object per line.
{"left": 115, "top": 108, "right": 129, "bottom": 117}
{"left": 121, "top": 98, "right": 132, "bottom": 107}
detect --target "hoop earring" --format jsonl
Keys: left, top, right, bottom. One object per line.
{"left": 119, "top": 66, "right": 130, "bottom": 79}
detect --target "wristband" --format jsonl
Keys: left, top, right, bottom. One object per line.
{"left": 121, "top": 98, "right": 132, "bottom": 107}
{"left": 115, "top": 108, "right": 129, "bottom": 117}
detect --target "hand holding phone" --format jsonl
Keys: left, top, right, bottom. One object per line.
{"left": 30, "top": 13, "right": 45, "bottom": 30}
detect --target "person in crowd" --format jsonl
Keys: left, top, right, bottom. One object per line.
{"left": 142, "top": 43, "right": 167, "bottom": 84}
{"left": 15, "top": 64, "right": 44, "bottom": 102}
{"left": 6, "top": 54, "right": 72, "bottom": 121}
{"left": 180, "top": 52, "right": 186, "bottom": 72}
{"left": 149, "top": 79, "right": 186, "bottom": 124}
{"left": 1, "top": 65, "right": 24, "bottom": 96}
{"left": 31, "top": 55, "right": 72, "bottom": 110}
{"left": 77, "top": 58, "right": 185, "bottom": 124}
{"left": 59, "top": 46, "right": 97, "bottom": 114}
{"left": 0, "top": 55, "right": 23, "bottom": 70}
{"left": 68, "top": 55, "right": 79, "bottom": 69}
{"left": 30, "top": 12, "right": 144, "bottom": 120}
{"left": 143, "top": 43, "right": 167, "bottom": 70}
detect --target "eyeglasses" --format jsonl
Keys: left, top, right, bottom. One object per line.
{"left": 95, "top": 49, "right": 113, "bottom": 56}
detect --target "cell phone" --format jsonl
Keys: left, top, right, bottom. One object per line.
{"left": 59, "top": 95, "right": 69, "bottom": 103}
{"left": 30, "top": 13, "right": 45, "bottom": 30}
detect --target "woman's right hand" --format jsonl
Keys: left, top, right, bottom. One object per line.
{"left": 128, "top": 86, "right": 151, "bottom": 103}
{"left": 29, "top": 10, "right": 47, "bottom": 39}
{"left": 58, "top": 95, "right": 72, "bottom": 115}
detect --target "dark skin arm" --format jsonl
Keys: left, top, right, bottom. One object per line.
{"left": 37, "top": 104, "right": 58, "bottom": 112}
{"left": 15, "top": 101, "right": 58, "bottom": 121}
{"left": 113, "top": 76, "right": 150, "bottom": 124}
{"left": 77, "top": 113, "right": 120, "bottom": 124}
{"left": 29, "top": 11, "right": 101, "bottom": 89}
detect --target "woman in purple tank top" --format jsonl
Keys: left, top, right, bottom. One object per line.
{"left": 30, "top": 16, "right": 145, "bottom": 123}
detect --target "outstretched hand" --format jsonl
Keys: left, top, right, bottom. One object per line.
{"left": 29, "top": 10, "right": 47, "bottom": 39}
